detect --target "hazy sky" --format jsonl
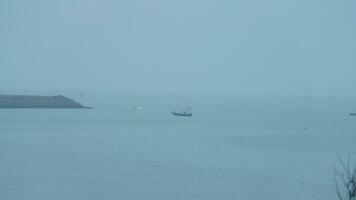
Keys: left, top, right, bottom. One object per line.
{"left": 1, "top": 0, "right": 356, "bottom": 95}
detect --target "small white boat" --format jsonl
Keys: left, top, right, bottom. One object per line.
{"left": 133, "top": 107, "right": 143, "bottom": 111}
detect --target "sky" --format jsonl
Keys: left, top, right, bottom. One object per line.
{"left": 1, "top": 0, "right": 356, "bottom": 96}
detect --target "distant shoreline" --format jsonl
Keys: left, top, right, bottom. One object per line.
{"left": 0, "top": 95, "right": 91, "bottom": 109}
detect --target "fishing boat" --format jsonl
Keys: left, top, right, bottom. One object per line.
{"left": 171, "top": 111, "right": 192, "bottom": 117}
{"left": 171, "top": 107, "right": 192, "bottom": 117}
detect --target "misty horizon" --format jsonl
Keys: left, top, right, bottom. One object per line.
{"left": 1, "top": 1, "right": 356, "bottom": 199}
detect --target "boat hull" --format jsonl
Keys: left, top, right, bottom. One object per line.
{"left": 171, "top": 112, "right": 192, "bottom": 117}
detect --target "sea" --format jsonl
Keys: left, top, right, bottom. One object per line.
{"left": 1, "top": 94, "right": 355, "bottom": 200}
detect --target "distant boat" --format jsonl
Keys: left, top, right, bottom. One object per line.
{"left": 171, "top": 111, "right": 192, "bottom": 117}
{"left": 133, "top": 107, "right": 144, "bottom": 111}
{"left": 172, "top": 107, "right": 192, "bottom": 117}
{"left": 350, "top": 113, "right": 356, "bottom": 116}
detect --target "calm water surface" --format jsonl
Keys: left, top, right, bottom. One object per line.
{"left": 0, "top": 95, "right": 355, "bottom": 200}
